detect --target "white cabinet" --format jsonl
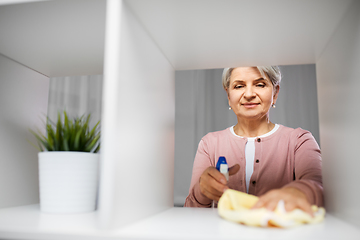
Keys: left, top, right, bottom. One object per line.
{"left": 0, "top": 0, "right": 360, "bottom": 239}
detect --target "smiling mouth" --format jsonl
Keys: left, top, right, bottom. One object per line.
{"left": 242, "top": 103, "right": 260, "bottom": 108}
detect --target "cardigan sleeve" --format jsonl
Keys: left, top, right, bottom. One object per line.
{"left": 184, "top": 137, "right": 214, "bottom": 207}
{"left": 283, "top": 129, "right": 324, "bottom": 206}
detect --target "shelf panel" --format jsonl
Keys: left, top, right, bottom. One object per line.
{"left": 126, "top": 0, "right": 352, "bottom": 69}
{"left": 0, "top": 0, "right": 105, "bottom": 77}
{"left": 0, "top": 205, "right": 359, "bottom": 240}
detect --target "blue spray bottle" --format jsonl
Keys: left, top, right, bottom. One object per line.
{"left": 213, "top": 156, "right": 229, "bottom": 208}
{"left": 216, "top": 156, "right": 229, "bottom": 181}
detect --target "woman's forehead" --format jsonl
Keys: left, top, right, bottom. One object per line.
{"left": 230, "top": 67, "right": 263, "bottom": 81}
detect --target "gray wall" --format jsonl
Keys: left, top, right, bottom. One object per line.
{"left": 174, "top": 64, "right": 319, "bottom": 206}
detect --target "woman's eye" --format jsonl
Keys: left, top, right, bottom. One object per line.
{"left": 234, "top": 85, "right": 244, "bottom": 89}
{"left": 256, "top": 84, "right": 266, "bottom": 88}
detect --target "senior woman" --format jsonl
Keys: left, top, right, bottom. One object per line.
{"left": 184, "top": 66, "right": 323, "bottom": 215}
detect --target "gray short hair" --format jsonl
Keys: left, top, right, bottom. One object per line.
{"left": 222, "top": 66, "right": 282, "bottom": 90}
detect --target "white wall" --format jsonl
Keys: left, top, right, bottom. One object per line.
{"left": 0, "top": 54, "right": 49, "bottom": 208}
{"left": 98, "top": 0, "right": 175, "bottom": 228}
{"left": 317, "top": 0, "right": 360, "bottom": 228}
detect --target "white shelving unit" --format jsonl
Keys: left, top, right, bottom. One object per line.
{"left": 0, "top": 0, "right": 360, "bottom": 239}
{"left": 0, "top": 205, "right": 360, "bottom": 240}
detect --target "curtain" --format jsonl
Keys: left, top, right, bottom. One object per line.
{"left": 47, "top": 75, "right": 102, "bottom": 130}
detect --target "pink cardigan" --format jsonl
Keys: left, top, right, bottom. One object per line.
{"left": 184, "top": 125, "right": 323, "bottom": 208}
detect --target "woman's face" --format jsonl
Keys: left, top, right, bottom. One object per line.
{"left": 227, "top": 67, "right": 279, "bottom": 121}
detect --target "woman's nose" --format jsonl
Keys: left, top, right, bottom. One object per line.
{"left": 244, "top": 87, "right": 256, "bottom": 99}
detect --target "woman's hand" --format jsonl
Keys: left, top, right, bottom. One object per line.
{"left": 199, "top": 164, "right": 240, "bottom": 202}
{"left": 252, "top": 187, "right": 314, "bottom": 216}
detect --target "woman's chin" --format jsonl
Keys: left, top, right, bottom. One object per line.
{"left": 236, "top": 113, "right": 268, "bottom": 121}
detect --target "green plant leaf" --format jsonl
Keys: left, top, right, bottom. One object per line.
{"left": 29, "top": 111, "right": 101, "bottom": 153}
{"left": 46, "top": 123, "right": 55, "bottom": 151}
{"left": 74, "top": 128, "right": 82, "bottom": 150}
{"left": 63, "top": 138, "right": 69, "bottom": 151}
{"left": 56, "top": 113, "right": 64, "bottom": 150}
{"left": 30, "top": 129, "right": 50, "bottom": 151}
{"left": 93, "top": 143, "right": 100, "bottom": 153}
{"left": 84, "top": 133, "right": 100, "bottom": 152}
{"left": 89, "top": 121, "right": 100, "bottom": 137}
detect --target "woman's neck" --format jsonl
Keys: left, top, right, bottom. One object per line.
{"left": 233, "top": 117, "right": 275, "bottom": 138}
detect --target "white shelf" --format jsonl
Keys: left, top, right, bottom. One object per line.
{"left": 0, "top": 205, "right": 359, "bottom": 240}
{"left": 1, "top": 0, "right": 360, "bottom": 237}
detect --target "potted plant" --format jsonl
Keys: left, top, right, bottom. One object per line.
{"left": 30, "top": 111, "right": 100, "bottom": 214}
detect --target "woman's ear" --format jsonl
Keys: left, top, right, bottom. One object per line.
{"left": 273, "top": 85, "right": 280, "bottom": 104}
{"left": 226, "top": 89, "right": 231, "bottom": 105}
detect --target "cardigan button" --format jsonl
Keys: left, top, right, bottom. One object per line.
{"left": 252, "top": 181, "right": 256, "bottom": 185}
{"left": 257, "top": 138, "right": 261, "bottom": 142}
{"left": 256, "top": 159, "right": 259, "bottom": 163}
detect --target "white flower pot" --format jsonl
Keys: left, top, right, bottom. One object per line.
{"left": 38, "top": 152, "right": 99, "bottom": 214}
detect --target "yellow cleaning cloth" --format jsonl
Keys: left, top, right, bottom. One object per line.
{"left": 218, "top": 189, "right": 325, "bottom": 228}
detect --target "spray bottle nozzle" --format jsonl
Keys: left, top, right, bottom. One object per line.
{"left": 216, "top": 156, "right": 229, "bottom": 181}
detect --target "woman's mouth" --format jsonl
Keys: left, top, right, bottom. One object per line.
{"left": 242, "top": 103, "right": 259, "bottom": 108}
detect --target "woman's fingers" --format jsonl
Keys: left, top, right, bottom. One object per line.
{"left": 228, "top": 164, "right": 240, "bottom": 176}
{"left": 199, "top": 164, "right": 241, "bottom": 202}
{"left": 207, "top": 167, "right": 227, "bottom": 184}
{"left": 200, "top": 175, "right": 226, "bottom": 200}
{"left": 251, "top": 198, "right": 264, "bottom": 209}
{"left": 264, "top": 199, "right": 279, "bottom": 212}
{"left": 252, "top": 194, "right": 278, "bottom": 211}
{"left": 287, "top": 197, "right": 314, "bottom": 216}
{"left": 282, "top": 188, "right": 314, "bottom": 216}
{"left": 199, "top": 167, "right": 228, "bottom": 201}
{"left": 252, "top": 188, "right": 314, "bottom": 217}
